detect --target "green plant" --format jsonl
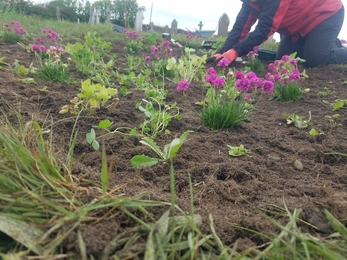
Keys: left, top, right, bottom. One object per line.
{"left": 166, "top": 47, "right": 207, "bottom": 84}
{"left": 1, "top": 21, "right": 26, "bottom": 43}
{"left": 211, "top": 36, "right": 226, "bottom": 50}
{"left": 245, "top": 46, "right": 264, "bottom": 73}
{"left": 13, "top": 59, "right": 36, "bottom": 75}
{"left": 35, "top": 46, "right": 73, "bottom": 83}
{"left": 201, "top": 100, "right": 250, "bottom": 130}
{"left": 227, "top": 144, "right": 251, "bottom": 157}
{"left": 130, "top": 130, "right": 192, "bottom": 168}
{"left": 332, "top": 99, "right": 347, "bottom": 111}
{"left": 124, "top": 30, "right": 144, "bottom": 54}
{"left": 136, "top": 98, "right": 180, "bottom": 138}
{"left": 282, "top": 112, "right": 312, "bottom": 129}
{"left": 317, "top": 87, "right": 334, "bottom": 96}
{"left": 59, "top": 79, "right": 117, "bottom": 114}
{"left": 274, "top": 81, "right": 305, "bottom": 102}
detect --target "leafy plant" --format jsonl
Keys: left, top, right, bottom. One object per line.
{"left": 136, "top": 98, "right": 180, "bottom": 138}
{"left": 245, "top": 46, "right": 264, "bottom": 73}
{"left": 124, "top": 30, "right": 145, "bottom": 54}
{"left": 59, "top": 79, "right": 117, "bottom": 114}
{"left": 332, "top": 99, "right": 347, "bottom": 111}
{"left": 13, "top": 59, "right": 36, "bottom": 75}
{"left": 227, "top": 144, "right": 251, "bottom": 157}
{"left": 282, "top": 112, "right": 311, "bottom": 129}
{"left": 317, "top": 87, "right": 334, "bottom": 96}
{"left": 1, "top": 21, "right": 26, "bottom": 43}
{"left": 130, "top": 130, "right": 192, "bottom": 168}
{"left": 166, "top": 47, "right": 207, "bottom": 84}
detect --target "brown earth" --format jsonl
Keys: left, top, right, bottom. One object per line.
{"left": 0, "top": 41, "right": 347, "bottom": 258}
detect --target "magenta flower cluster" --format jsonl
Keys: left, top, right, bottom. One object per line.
{"left": 217, "top": 58, "right": 230, "bottom": 67}
{"left": 3, "top": 21, "right": 26, "bottom": 35}
{"left": 205, "top": 68, "right": 226, "bottom": 88}
{"left": 41, "top": 29, "right": 61, "bottom": 43}
{"left": 145, "top": 40, "right": 173, "bottom": 62}
{"left": 235, "top": 71, "right": 274, "bottom": 93}
{"left": 185, "top": 31, "right": 200, "bottom": 39}
{"left": 176, "top": 80, "right": 190, "bottom": 91}
{"left": 266, "top": 55, "right": 301, "bottom": 85}
{"left": 124, "top": 29, "right": 145, "bottom": 40}
{"left": 246, "top": 46, "right": 259, "bottom": 59}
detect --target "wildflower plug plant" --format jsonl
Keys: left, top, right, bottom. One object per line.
{"left": 144, "top": 40, "right": 175, "bottom": 77}
{"left": 35, "top": 45, "right": 73, "bottom": 83}
{"left": 124, "top": 29, "right": 145, "bottom": 54}
{"left": 266, "top": 53, "right": 308, "bottom": 102}
{"left": 166, "top": 47, "right": 207, "bottom": 92}
{"left": 200, "top": 61, "right": 275, "bottom": 130}
{"left": 2, "top": 21, "right": 27, "bottom": 42}
{"left": 245, "top": 46, "right": 264, "bottom": 73}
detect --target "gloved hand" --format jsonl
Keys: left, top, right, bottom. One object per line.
{"left": 215, "top": 49, "right": 239, "bottom": 63}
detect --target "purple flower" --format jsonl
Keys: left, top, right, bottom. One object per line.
{"left": 217, "top": 58, "right": 230, "bottom": 67}
{"left": 245, "top": 94, "right": 251, "bottom": 100}
{"left": 245, "top": 71, "right": 257, "bottom": 79}
{"left": 211, "top": 77, "right": 225, "bottom": 88}
{"left": 144, "top": 56, "right": 151, "bottom": 62}
{"left": 236, "top": 78, "right": 252, "bottom": 91}
{"left": 150, "top": 45, "right": 156, "bottom": 55}
{"left": 250, "top": 77, "right": 263, "bottom": 89}
{"left": 289, "top": 69, "right": 301, "bottom": 81}
{"left": 205, "top": 74, "right": 217, "bottom": 84}
{"left": 281, "top": 55, "right": 290, "bottom": 61}
{"left": 281, "top": 69, "right": 289, "bottom": 75}
{"left": 162, "top": 40, "right": 170, "bottom": 47}
{"left": 177, "top": 81, "right": 190, "bottom": 91}
{"left": 206, "top": 67, "right": 217, "bottom": 75}
{"left": 290, "top": 59, "right": 298, "bottom": 66}
{"left": 235, "top": 71, "right": 244, "bottom": 79}
{"left": 260, "top": 80, "right": 274, "bottom": 92}
{"left": 3, "top": 23, "right": 9, "bottom": 27}
{"left": 6, "top": 27, "right": 11, "bottom": 31}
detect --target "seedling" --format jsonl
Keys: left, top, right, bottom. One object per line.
{"left": 317, "top": 87, "right": 334, "bottom": 97}
{"left": 282, "top": 112, "right": 311, "bottom": 129}
{"left": 332, "top": 99, "right": 347, "bottom": 111}
{"left": 227, "top": 144, "right": 251, "bottom": 157}
{"left": 130, "top": 131, "right": 192, "bottom": 168}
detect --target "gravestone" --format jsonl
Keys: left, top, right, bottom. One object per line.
{"left": 149, "top": 21, "right": 154, "bottom": 31}
{"left": 171, "top": 19, "right": 178, "bottom": 35}
{"left": 164, "top": 25, "right": 170, "bottom": 33}
{"left": 134, "top": 9, "right": 144, "bottom": 31}
{"left": 56, "top": 6, "right": 61, "bottom": 21}
{"left": 218, "top": 13, "right": 229, "bottom": 37}
{"left": 89, "top": 6, "right": 95, "bottom": 24}
{"left": 95, "top": 9, "right": 101, "bottom": 24}
{"left": 105, "top": 6, "right": 111, "bottom": 24}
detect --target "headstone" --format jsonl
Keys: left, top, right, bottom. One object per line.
{"left": 171, "top": 19, "right": 178, "bottom": 35}
{"left": 218, "top": 13, "right": 229, "bottom": 37}
{"left": 105, "top": 6, "right": 111, "bottom": 24}
{"left": 89, "top": 6, "right": 96, "bottom": 24}
{"left": 198, "top": 21, "right": 203, "bottom": 31}
{"left": 95, "top": 9, "right": 101, "bottom": 24}
{"left": 77, "top": 18, "right": 80, "bottom": 24}
{"left": 56, "top": 6, "right": 61, "bottom": 21}
{"left": 164, "top": 25, "right": 170, "bottom": 33}
{"left": 134, "top": 9, "right": 144, "bottom": 31}
{"left": 149, "top": 21, "right": 154, "bottom": 31}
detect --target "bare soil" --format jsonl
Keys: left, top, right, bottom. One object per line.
{"left": 1, "top": 41, "right": 347, "bottom": 258}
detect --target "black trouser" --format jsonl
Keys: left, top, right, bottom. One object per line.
{"left": 276, "top": 6, "right": 347, "bottom": 68}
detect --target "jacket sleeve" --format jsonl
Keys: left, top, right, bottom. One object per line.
{"left": 233, "top": 0, "right": 291, "bottom": 57}
{"left": 218, "top": 2, "right": 257, "bottom": 54}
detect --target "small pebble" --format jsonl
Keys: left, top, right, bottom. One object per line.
{"left": 294, "top": 159, "right": 303, "bottom": 171}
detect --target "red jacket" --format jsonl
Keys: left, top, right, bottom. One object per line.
{"left": 219, "top": 0, "right": 343, "bottom": 56}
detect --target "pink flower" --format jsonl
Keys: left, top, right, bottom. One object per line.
{"left": 217, "top": 58, "right": 230, "bottom": 67}
{"left": 245, "top": 71, "right": 257, "bottom": 79}
{"left": 6, "top": 27, "right": 11, "bottom": 31}
{"left": 3, "top": 23, "right": 9, "bottom": 27}
{"left": 144, "top": 56, "right": 151, "bottom": 62}
{"left": 260, "top": 80, "right": 274, "bottom": 92}
{"left": 341, "top": 39, "right": 347, "bottom": 44}
{"left": 162, "top": 40, "right": 170, "bottom": 47}
{"left": 206, "top": 67, "right": 217, "bottom": 75}
{"left": 177, "top": 81, "right": 190, "bottom": 91}
{"left": 235, "top": 71, "right": 244, "bottom": 79}
{"left": 236, "top": 78, "right": 251, "bottom": 91}
{"left": 150, "top": 45, "right": 156, "bottom": 55}
{"left": 205, "top": 73, "right": 217, "bottom": 84}
{"left": 211, "top": 77, "right": 225, "bottom": 88}
{"left": 245, "top": 94, "right": 251, "bottom": 100}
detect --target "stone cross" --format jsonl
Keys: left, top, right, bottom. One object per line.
{"left": 218, "top": 13, "right": 229, "bottom": 37}
{"left": 134, "top": 9, "right": 144, "bottom": 31}
{"left": 198, "top": 21, "right": 203, "bottom": 31}
{"left": 171, "top": 19, "right": 178, "bottom": 35}
{"left": 149, "top": 21, "right": 154, "bottom": 31}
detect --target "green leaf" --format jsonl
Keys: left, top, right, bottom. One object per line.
{"left": 140, "top": 137, "right": 165, "bottom": 160}
{"left": 86, "top": 128, "right": 96, "bottom": 144}
{"left": 130, "top": 155, "right": 158, "bottom": 168}
{"left": 92, "top": 140, "right": 100, "bottom": 150}
{"left": 309, "top": 128, "right": 319, "bottom": 136}
{"left": 164, "top": 130, "right": 192, "bottom": 160}
{"left": 96, "top": 119, "right": 112, "bottom": 129}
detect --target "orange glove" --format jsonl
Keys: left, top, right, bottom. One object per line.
{"left": 215, "top": 49, "right": 239, "bottom": 63}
